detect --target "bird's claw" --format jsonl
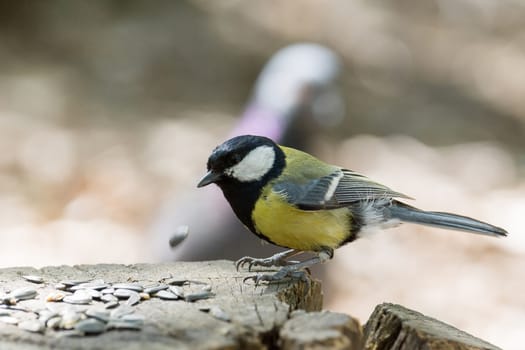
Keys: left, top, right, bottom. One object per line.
{"left": 235, "top": 255, "right": 298, "bottom": 272}
{"left": 242, "top": 267, "right": 310, "bottom": 287}
{"left": 235, "top": 256, "right": 256, "bottom": 271}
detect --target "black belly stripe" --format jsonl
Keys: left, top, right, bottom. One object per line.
{"left": 221, "top": 182, "right": 260, "bottom": 233}
{"left": 214, "top": 146, "right": 287, "bottom": 246}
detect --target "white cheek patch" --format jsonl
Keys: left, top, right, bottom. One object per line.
{"left": 225, "top": 145, "right": 275, "bottom": 182}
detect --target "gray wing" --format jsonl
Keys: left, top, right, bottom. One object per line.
{"left": 275, "top": 168, "right": 412, "bottom": 210}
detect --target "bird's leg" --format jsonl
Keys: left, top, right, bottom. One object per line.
{"left": 236, "top": 249, "right": 302, "bottom": 271}
{"left": 243, "top": 248, "right": 334, "bottom": 285}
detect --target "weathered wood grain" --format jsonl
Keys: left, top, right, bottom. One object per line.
{"left": 0, "top": 263, "right": 503, "bottom": 350}
{"left": 280, "top": 310, "right": 363, "bottom": 350}
{"left": 364, "top": 303, "right": 501, "bottom": 350}
{"left": 0, "top": 260, "right": 321, "bottom": 350}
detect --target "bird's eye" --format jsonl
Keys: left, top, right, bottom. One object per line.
{"left": 226, "top": 154, "right": 241, "bottom": 167}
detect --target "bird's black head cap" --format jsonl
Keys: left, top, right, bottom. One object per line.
{"left": 207, "top": 135, "right": 278, "bottom": 175}
{"left": 199, "top": 135, "right": 286, "bottom": 234}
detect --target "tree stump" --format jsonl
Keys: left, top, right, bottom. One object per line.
{"left": 0, "top": 262, "right": 503, "bottom": 350}
{"left": 363, "top": 303, "right": 501, "bottom": 350}
{"left": 0, "top": 260, "right": 329, "bottom": 349}
{"left": 280, "top": 310, "right": 363, "bottom": 349}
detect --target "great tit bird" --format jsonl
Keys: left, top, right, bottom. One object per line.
{"left": 152, "top": 43, "right": 343, "bottom": 262}
{"left": 197, "top": 135, "right": 508, "bottom": 282}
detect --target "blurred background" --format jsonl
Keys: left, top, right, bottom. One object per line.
{"left": 0, "top": 1, "right": 524, "bottom": 348}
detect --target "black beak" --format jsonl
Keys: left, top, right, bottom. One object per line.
{"left": 197, "top": 170, "right": 222, "bottom": 188}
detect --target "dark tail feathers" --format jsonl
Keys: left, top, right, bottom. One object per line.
{"left": 387, "top": 201, "right": 507, "bottom": 237}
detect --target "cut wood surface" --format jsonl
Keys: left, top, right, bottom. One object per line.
{"left": 364, "top": 303, "right": 501, "bottom": 350}
{"left": 280, "top": 309, "right": 363, "bottom": 350}
{"left": 0, "top": 260, "right": 321, "bottom": 350}
{"left": 0, "top": 261, "right": 503, "bottom": 350}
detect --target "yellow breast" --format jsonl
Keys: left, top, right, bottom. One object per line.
{"left": 252, "top": 188, "right": 350, "bottom": 251}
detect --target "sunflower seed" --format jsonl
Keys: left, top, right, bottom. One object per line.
{"left": 38, "top": 310, "right": 58, "bottom": 323}
{"left": 46, "top": 291, "right": 67, "bottom": 302}
{"left": 22, "top": 275, "right": 44, "bottom": 284}
{"left": 143, "top": 284, "right": 168, "bottom": 294}
{"left": 104, "top": 301, "right": 119, "bottom": 309}
{"left": 139, "top": 292, "right": 150, "bottom": 300}
{"left": 185, "top": 291, "right": 213, "bottom": 302}
{"left": 84, "top": 289, "right": 102, "bottom": 300}
{"left": 110, "top": 306, "right": 134, "bottom": 319}
{"left": 125, "top": 294, "right": 140, "bottom": 306}
{"left": 0, "top": 316, "right": 19, "bottom": 325}
{"left": 60, "top": 279, "right": 92, "bottom": 287}
{"left": 46, "top": 302, "right": 71, "bottom": 314}
{"left": 75, "top": 318, "right": 106, "bottom": 334}
{"left": 113, "top": 289, "right": 132, "bottom": 299}
{"left": 46, "top": 316, "right": 62, "bottom": 329}
{"left": 168, "top": 286, "right": 184, "bottom": 298}
{"left": 169, "top": 225, "right": 189, "bottom": 248}
{"left": 63, "top": 290, "right": 92, "bottom": 305}
{"left": 0, "top": 296, "right": 16, "bottom": 305}
{"left": 18, "top": 320, "right": 45, "bottom": 333}
{"left": 60, "top": 310, "right": 83, "bottom": 329}
{"left": 154, "top": 290, "right": 179, "bottom": 300}
{"left": 101, "top": 294, "right": 118, "bottom": 303}
{"left": 70, "top": 280, "right": 109, "bottom": 291}
{"left": 163, "top": 278, "right": 188, "bottom": 286}
{"left": 85, "top": 308, "right": 110, "bottom": 323}
{"left": 112, "top": 283, "right": 143, "bottom": 292}
{"left": 113, "top": 289, "right": 141, "bottom": 306}
{"left": 101, "top": 288, "right": 115, "bottom": 295}
{"left": 208, "top": 306, "right": 230, "bottom": 322}
{"left": 12, "top": 287, "right": 37, "bottom": 301}
{"left": 62, "top": 295, "right": 90, "bottom": 305}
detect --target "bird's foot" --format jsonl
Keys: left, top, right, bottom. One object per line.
{"left": 239, "top": 247, "right": 333, "bottom": 290}
{"left": 242, "top": 265, "right": 310, "bottom": 287}
{"left": 235, "top": 249, "right": 299, "bottom": 271}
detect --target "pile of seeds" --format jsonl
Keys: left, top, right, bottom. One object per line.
{"left": 0, "top": 275, "right": 217, "bottom": 336}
